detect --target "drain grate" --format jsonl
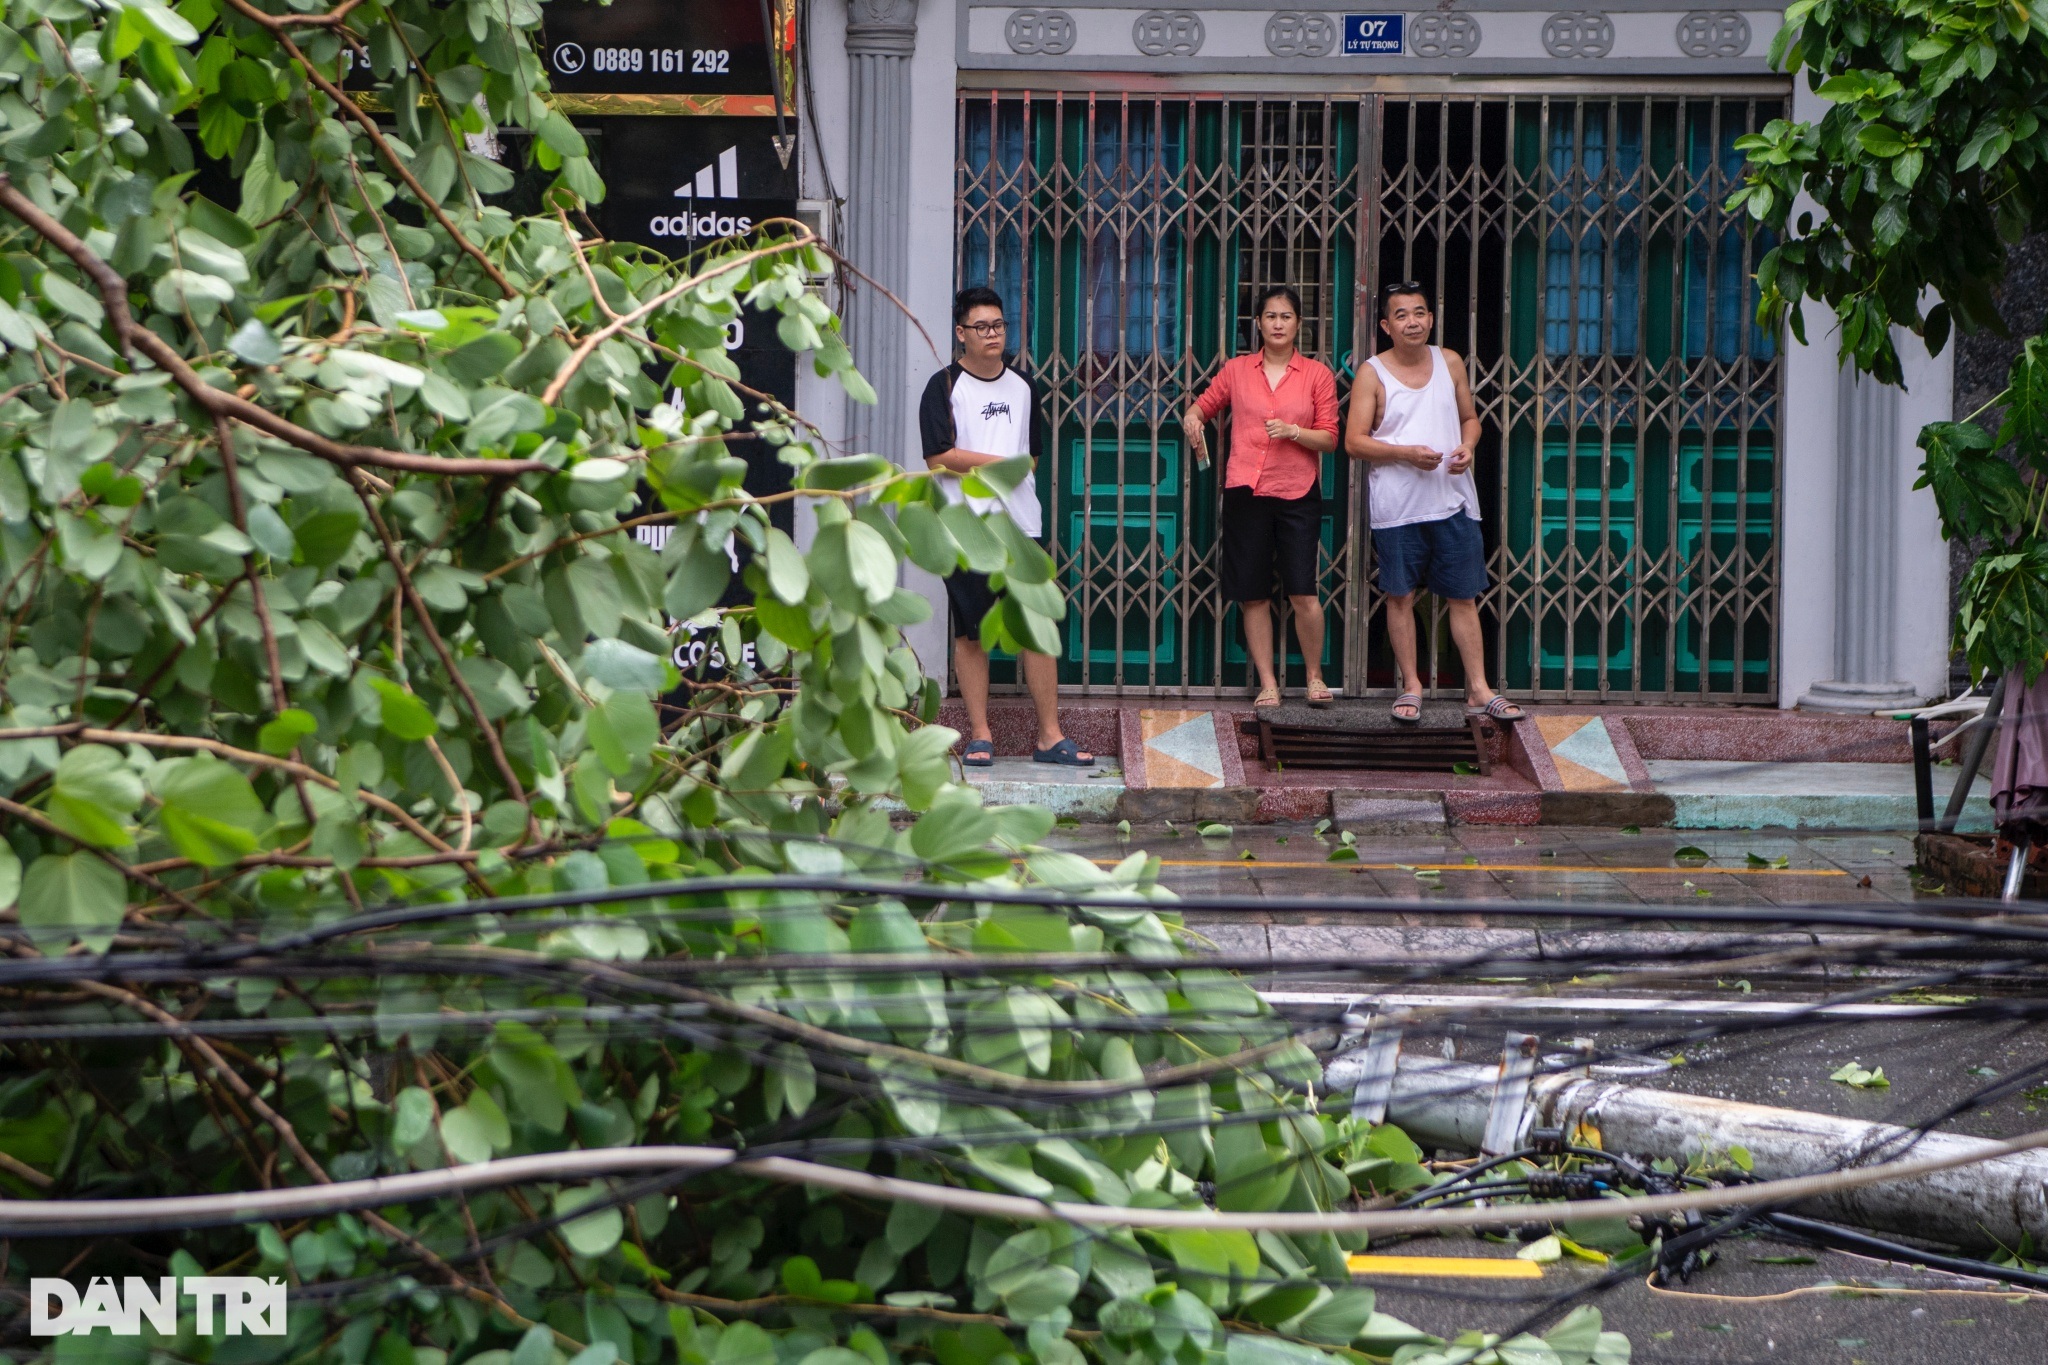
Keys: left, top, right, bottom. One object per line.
{"left": 1243, "top": 718, "right": 1493, "bottom": 773}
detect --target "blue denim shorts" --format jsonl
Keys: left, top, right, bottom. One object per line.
{"left": 1372, "top": 514, "right": 1487, "bottom": 600}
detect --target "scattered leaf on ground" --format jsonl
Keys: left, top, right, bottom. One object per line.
{"left": 1275, "top": 836, "right": 1288, "bottom": 845}
{"left": 1328, "top": 847, "right": 1359, "bottom": 863}
{"left": 1055, "top": 816, "right": 1081, "bottom": 828}
{"left": 1452, "top": 761, "right": 1477, "bottom": 775}
{"left": 1752, "top": 1255, "right": 1817, "bottom": 1265}
{"left": 1674, "top": 846, "right": 1711, "bottom": 864}
{"left": 1969, "top": 1065, "right": 2000, "bottom": 1078}
{"left": 1555, "top": 1234, "right": 1608, "bottom": 1264}
{"left": 1830, "top": 1062, "right": 1890, "bottom": 1089}
{"left": 1116, "top": 819, "right": 1131, "bottom": 838}
{"left": 1516, "top": 1235, "right": 1562, "bottom": 1263}
{"left": 1239, "top": 850, "right": 1256, "bottom": 861}
{"left": 1198, "top": 822, "right": 1233, "bottom": 838}
{"left": 1313, "top": 818, "right": 1332, "bottom": 837}
{"left": 1620, "top": 825, "right": 1640, "bottom": 836}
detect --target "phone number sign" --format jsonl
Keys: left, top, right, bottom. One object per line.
{"left": 1342, "top": 14, "right": 1405, "bottom": 54}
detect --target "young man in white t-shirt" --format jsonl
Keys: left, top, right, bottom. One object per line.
{"left": 917, "top": 287, "right": 1095, "bottom": 769}
{"left": 1344, "top": 282, "right": 1525, "bottom": 726}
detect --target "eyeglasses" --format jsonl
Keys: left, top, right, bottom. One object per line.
{"left": 960, "top": 320, "right": 1007, "bottom": 336}
{"left": 1381, "top": 281, "right": 1428, "bottom": 303}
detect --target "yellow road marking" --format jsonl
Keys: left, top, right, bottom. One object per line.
{"left": 1347, "top": 1254, "right": 1544, "bottom": 1279}
{"left": 1094, "top": 859, "right": 1847, "bottom": 876}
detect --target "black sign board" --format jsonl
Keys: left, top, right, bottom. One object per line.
{"left": 594, "top": 116, "right": 798, "bottom": 255}
{"left": 540, "top": 0, "right": 777, "bottom": 97}
{"left": 590, "top": 115, "right": 800, "bottom": 529}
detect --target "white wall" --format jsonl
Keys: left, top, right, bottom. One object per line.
{"left": 798, "top": 0, "right": 956, "bottom": 687}
{"left": 900, "top": 0, "right": 959, "bottom": 686}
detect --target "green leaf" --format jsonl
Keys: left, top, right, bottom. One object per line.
{"left": 444, "top": 331, "right": 523, "bottom": 384}
{"left": 258, "top": 709, "right": 319, "bottom": 756}
{"left": 440, "top": 1097, "right": 509, "bottom": 1164}
{"left": 1916, "top": 421, "right": 2026, "bottom": 544}
{"left": 0, "top": 845, "right": 19, "bottom": 911}
{"left": 18, "top": 852, "right": 127, "bottom": 951}
{"left": 937, "top": 502, "right": 1006, "bottom": 573}
{"left": 555, "top": 1186, "right": 625, "bottom": 1256}
{"left": 762, "top": 527, "right": 810, "bottom": 604}
{"left": 366, "top": 677, "right": 438, "bottom": 740}
{"left": 47, "top": 744, "right": 144, "bottom": 848}
{"left": 898, "top": 501, "right": 962, "bottom": 575}
{"left": 39, "top": 271, "right": 105, "bottom": 327}
{"left": 586, "top": 690, "right": 658, "bottom": 777}
{"left": 1222, "top": 1332, "right": 1332, "bottom": 1365}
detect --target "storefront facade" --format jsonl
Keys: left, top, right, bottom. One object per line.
{"left": 796, "top": 1, "right": 1955, "bottom": 709}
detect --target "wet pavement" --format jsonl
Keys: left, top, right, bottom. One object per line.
{"left": 1045, "top": 821, "right": 2048, "bottom": 1361}
{"left": 1052, "top": 822, "right": 1941, "bottom": 909}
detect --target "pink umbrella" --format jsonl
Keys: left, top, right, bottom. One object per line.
{"left": 1987, "top": 671, "right": 2048, "bottom": 899}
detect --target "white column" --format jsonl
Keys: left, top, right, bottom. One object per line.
{"left": 1778, "top": 83, "right": 1950, "bottom": 710}
{"left": 1798, "top": 364, "right": 1921, "bottom": 711}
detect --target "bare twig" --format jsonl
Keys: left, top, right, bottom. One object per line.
{"left": 216, "top": 417, "right": 321, "bottom": 829}
{"left": 75, "top": 979, "right": 569, "bottom": 1345}
{"left": 352, "top": 484, "right": 535, "bottom": 834}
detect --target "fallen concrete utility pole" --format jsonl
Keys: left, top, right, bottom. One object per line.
{"left": 1327, "top": 1048, "right": 2048, "bottom": 1252}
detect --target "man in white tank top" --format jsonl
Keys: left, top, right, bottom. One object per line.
{"left": 1343, "top": 284, "right": 1525, "bottom": 725}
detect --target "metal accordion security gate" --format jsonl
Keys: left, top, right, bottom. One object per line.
{"left": 954, "top": 86, "right": 1784, "bottom": 702}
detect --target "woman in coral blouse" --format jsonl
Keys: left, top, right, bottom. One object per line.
{"left": 1184, "top": 285, "right": 1341, "bottom": 707}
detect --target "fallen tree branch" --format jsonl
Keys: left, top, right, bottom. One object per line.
{"left": 0, "top": 178, "right": 543, "bottom": 479}
{"left": 353, "top": 482, "right": 535, "bottom": 835}
{"left": 72, "top": 980, "right": 567, "bottom": 1345}
{"left": 0, "top": 725, "right": 465, "bottom": 862}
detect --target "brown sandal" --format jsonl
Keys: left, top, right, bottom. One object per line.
{"left": 1254, "top": 686, "right": 1282, "bottom": 709}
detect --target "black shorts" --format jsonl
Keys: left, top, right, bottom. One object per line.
{"left": 1219, "top": 486, "right": 1321, "bottom": 602}
{"left": 946, "top": 569, "right": 1001, "bottom": 641}
{"left": 947, "top": 536, "right": 1052, "bottom": 641}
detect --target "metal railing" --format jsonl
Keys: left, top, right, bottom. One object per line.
{"left": 954, "top": 88, "right": 1784, "bottom": 702}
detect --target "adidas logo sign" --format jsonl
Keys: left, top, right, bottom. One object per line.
{"left": 675, "top": 146, "right": 739, "bottom": 199}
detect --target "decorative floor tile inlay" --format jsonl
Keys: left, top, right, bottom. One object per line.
{"left": 1535, "top": 715, "right": 1630, "bottom": 791}
{"left": 1141, "top": 709, "right": 1226, "bottom": 789}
